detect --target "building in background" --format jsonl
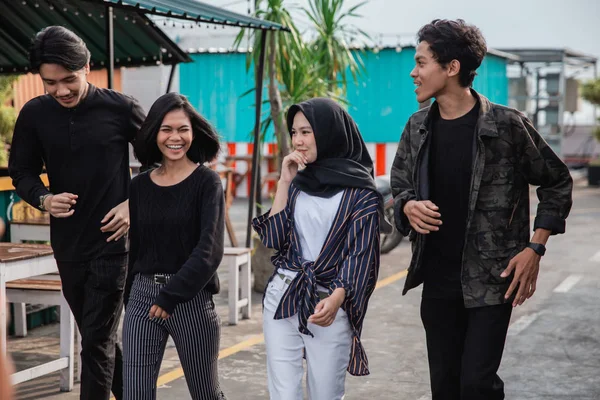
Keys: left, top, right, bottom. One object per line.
{"left": 499, "top": 48, "right": 598, "bottom": 163}
{"left": 174, "top": 46, "right": 512, "bottom": 196}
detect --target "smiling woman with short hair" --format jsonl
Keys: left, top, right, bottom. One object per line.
{"left": 123, "top": 92, "right": 227, "bottom": 400}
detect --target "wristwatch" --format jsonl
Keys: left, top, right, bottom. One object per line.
{"left": 527, "top": 242, "right": 546, "bottom": 256}
{"left": 39, "top": 194, "right": 52, "bottom": 211}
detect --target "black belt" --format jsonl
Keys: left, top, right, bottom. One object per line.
{"left": 141, "top": 273, "right": 171, "bottom": 284}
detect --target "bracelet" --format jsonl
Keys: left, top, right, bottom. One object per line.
{"left": 40, "top": 194, "right": 53, "bottom": 211}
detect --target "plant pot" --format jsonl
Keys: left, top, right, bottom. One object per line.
{"left": 588, "top": 164, "right": 600, "bottom": 186}
{"left": 251, "top": 236, "right": 275, "bottom": 293}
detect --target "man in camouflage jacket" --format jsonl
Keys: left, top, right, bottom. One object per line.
{"left": 392, "top": 91, "right": 573, "bottom": 306}
{"left": 391, "top": 20, "right": 572, "bottom": 400}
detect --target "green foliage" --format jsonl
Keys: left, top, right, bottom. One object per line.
{"left": 235, "top": 0, "right": 370, "bottom": 149}
{"left": 0, "top": 75, "right": 18, "bottom": 166}
{"left": 581, "top": 78, "right": 600, "bottom": 106}
{"left": 0, "top": 106, "right": 16, "bottom": 143}
{"left": 581, "top": 78, "right": 600, "bottom": 144}
{"left": 303, "top": 0, "right": 370, "bottom": 93}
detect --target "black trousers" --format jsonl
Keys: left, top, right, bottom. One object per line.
{"left": 57, "top": 254, "right": 127, "bottom": 400}
{"left": 420, "top": 298, "right": 512, "bottom": 400}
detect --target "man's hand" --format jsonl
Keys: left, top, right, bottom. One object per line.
{"left": 501, "top": 248, "right": 541, "bottom": 307}
{"left": 403, "top": 200, "right": 442, "bottom": 234}
{"left": 308, "top": 288, "right": 345, "bottom": 327}
{"left": 44, "top": 193, "right": 78, "bottom": 218}
{"left": 148, "top": 304, "right": 170, "bottom": 320}
{"left": 100, "top": 200, "right": 129, "bottom": 242}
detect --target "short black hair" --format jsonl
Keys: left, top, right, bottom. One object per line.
{"left": 29, "top": 26, "right": 91, "bottom": 73}
{"left": 417, "top": 19, "right": 487, "bottom": 87}
{"left": 134, "top": 93, "right": 220, "bottom": 167}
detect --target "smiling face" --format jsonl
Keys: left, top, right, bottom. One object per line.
{"left": 39, "top": 63, "right": 90, "bottom": 108}
{"left": 157, "top": 109, "right": 194, "bottom": 163}
{"left": 410, "top": 41, "right": 453, "bottom": 103}
{"left": 291, "top": 111, "right": 318, "bottom": 163}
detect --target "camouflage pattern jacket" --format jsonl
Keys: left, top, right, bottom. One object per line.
{"left": 391, "top": 90, "right": 573, "bottom": 307}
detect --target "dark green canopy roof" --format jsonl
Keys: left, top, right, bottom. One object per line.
{"left": 0, "top": 0, "right": 191, "bottom": 74}
{"left": 98, "top": 0, "right": 289, "bottom": 30}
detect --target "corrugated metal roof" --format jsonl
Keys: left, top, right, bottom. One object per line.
{"left": 0, "top": 0, "right": 190, "bottom": 74}
{"left": 97, "top": 0, "right": 290, "bottom": 31}
{"left": 497, "top": 48, "right": 597, "bottom": 64}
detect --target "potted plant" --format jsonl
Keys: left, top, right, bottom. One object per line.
{"left": 581, "top": 78, "right": 600, "bottom": 185}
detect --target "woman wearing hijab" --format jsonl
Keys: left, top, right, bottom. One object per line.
{"left": 123, "top": 93, "right": 226, "bottom": 399}
{"left": 253, "top": 98, "right": 386, "bottom": 400}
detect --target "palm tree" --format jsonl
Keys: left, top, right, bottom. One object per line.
{"left": 304, "top": 0, "right": 371, "bottom": 94}
{"left": 234, "top": 0, "right": 305, "bottom": 163}
{"left": 234, "top": 0, "right": 371, "bottom": 292}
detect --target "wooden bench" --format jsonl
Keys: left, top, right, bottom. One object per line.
{"left": 224, "top": 247, "right": 252, "bottom": 325}
{"left": 5, "top": 278, "right": 76, "bottom": 391}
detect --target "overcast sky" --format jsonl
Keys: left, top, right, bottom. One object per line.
{"left": 207, "top": 0, "right": 600, "bottom": 64}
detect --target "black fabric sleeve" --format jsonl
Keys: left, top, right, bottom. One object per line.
{"left": 123, "top": 178, "right": 140, "bottom": 308}
{"left": 126, "top": 97, "right": 146, "bottom": 144}
{"left": 8, "top": 102, "right": 51, "bottom": 208}
{"left": 391, "top": 119, "right": 417, "bottom": 236}
{"left": 516, "top": 115, "right": 573, "bottom": 234}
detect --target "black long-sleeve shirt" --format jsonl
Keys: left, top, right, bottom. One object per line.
{"left": 8, "top": 84, "right": 145, "bottom": 262}
{"left": 126, "top": 166, "right": 225, "bottom": 314}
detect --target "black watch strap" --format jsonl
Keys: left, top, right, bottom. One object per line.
{"left": 527, "top": 242, "right": 546, "bottom": 256}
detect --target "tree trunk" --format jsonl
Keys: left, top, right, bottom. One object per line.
{"left": 267, "top": 32, "right": 289, "bottom": 166}
{"left": 252, "top": 31, "right": 285, "bottom": 294}
{"left": 252, "top": 236, "right": 275, "bottom": 293}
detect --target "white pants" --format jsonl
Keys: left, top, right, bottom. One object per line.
{"left": 263, "top": 272, "right": 353, "bottom": 400}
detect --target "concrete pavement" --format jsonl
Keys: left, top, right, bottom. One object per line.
{"left": 11, "top": 177, "right": 600, "bottom": 399}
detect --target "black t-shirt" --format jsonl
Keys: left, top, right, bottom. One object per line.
{"left": 9, "top": 84, "right": 145, "bottom": 262}
{"left": 422, "top": 101, "right": 480, "bottom": 299}
{"left": 126, "top": 166, "right": 225, "bottom": 314}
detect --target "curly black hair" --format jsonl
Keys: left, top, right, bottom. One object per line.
{"left": 417, "top": 19, "right": 487, "bottom": 87}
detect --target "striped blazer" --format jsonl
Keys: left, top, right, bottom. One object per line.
{"left": 253, "top": 184, "right": 381, "bottom": 376}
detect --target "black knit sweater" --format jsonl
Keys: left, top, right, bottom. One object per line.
{"left": 125, "top": 165, "right": 225, "bottom": 314}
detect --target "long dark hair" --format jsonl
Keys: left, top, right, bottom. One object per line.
{"left": 30, "top": 26, "right": 91, "bottom": 73}
{"left": 134, "top": 93, "right": 220, "bottom": 167}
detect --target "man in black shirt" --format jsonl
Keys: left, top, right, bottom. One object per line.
{"left": 8, "top": 26, "right": 145, "bottom": 400}
{"left": 391, "top": 20, "right": 572, "bottom": 400}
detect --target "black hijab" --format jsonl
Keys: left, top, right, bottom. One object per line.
{"left": 286, "top": 97, "right": 392, "bottom": 233}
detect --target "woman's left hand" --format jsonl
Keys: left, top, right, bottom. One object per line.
{"left": 149, "top": 304, "right": 170, "bottom": 320}
{"left": 308, "top": 288, "right": 345, "bottom": 327}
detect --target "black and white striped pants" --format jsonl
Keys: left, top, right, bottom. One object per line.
{"left": 122, "top": 274, "right": 226, "bottom": 400}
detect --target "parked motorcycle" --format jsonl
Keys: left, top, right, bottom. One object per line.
{"left": 375, "top": 175, "right": 404, "bottom": 254}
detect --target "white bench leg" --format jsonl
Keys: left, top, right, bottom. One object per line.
{"left": 13, "top": 303, "right": 27, "bottom": 337}
{"left": 228, "top": 256, "right": 240, "bottom": 325}
{"left": 240, "top": 255, "right": 251, "bottom": 320}
{"left": 0, "top": 273, "right": 6, "bottom": 354}
{"left": 59, "top": 292, "right": 74, "bottom": 391}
